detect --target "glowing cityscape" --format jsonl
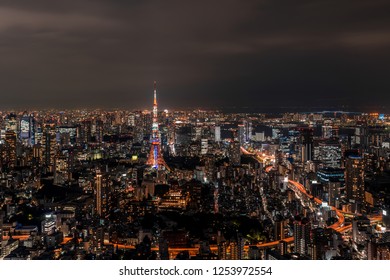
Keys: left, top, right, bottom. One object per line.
{"left": 0, "top": 84, "right": 390, "bottom": 260}
{"left": 1, "top": 0, "right": 390, "bottom": 261}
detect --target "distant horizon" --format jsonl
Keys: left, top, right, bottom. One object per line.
{"left": 0, "top": 105, "right": 388, "bottom": 115}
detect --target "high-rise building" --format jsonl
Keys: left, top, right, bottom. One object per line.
{"left": 201, "top": 138, "right": 208, "bottom": 155}
{"left": 383, "top": 208, "right": 390, "bottom": 229}
{"left": 214, "top": 126, "right": 221, "bottom": 142}
{"left": 41, "top": 213, "right": 57, "bottom": 235}
{"left": 220, "top": 238, "right": 244, "bottom": 260}
{"left": 327, "top": 181, "right": 341, "bottom": 207}
{"left": 293, "top": 216, "right": 311, "bottom": 256}
{"left": 80, "top": 120, "right": 92, "bottom": 143}
{"left": 298, "top": 128, "right": 314, "bottom": 163}
{"left": 367, "top": 239, "right": 378, "bottom": 260}
{"left": 229, "top": 141, "right": 241, "bottom": 166}
{"left": 128, "top": 113, "right": 136, "bottom": 126}
{"left": 54, "top": 155, "right": 70, "bottom": 185}
{"left": 274, "top": 219, "right": 285, "bottom": 240}
{"left": 192, "top": 125, "right": 202, "bottom": 141}
{"left": 58, "top": 126, "right": 77, "bottom": 146}
{"left": 317, "top": 168, "right": 345, "bottom": 183}
{"left": 95, "top": 170, "right": 108, "bottom": 217}
{"left": 315, "top": 140, "right": 342, "bottom": 168}
{"left": 246, "top": 121, "right": 252, "bottom": 142}
{"left": 322, "top": 125, "right": 333, "bottom": 139}
{"left": 95, "top": 119, "right": 104, "bottom": 144}
{"left": 0, "top": 211, "right": 4, "bottom": 256}
{"left": 42, "top": 123, "right": 57, "bottom": 172}
{"left": 238, "top": 124, "right": 245, "bottom": 146}
{"left": 5, "top": 113, "right": 17, "bottom": 132}
{"left": 20, "top": 112, "right": 35, "bottom": 146}
{"left": 310, "top": 228, "right": 326, "bottom": 260}
{"left": 345, "top": 156, "right": 365, "bottom": 209}
{"left": 352, "top": 216, "right": 370, "bottom": 243}
{"left": 142, "top": 111, "right": 152, "bottom": 140}
{"left": 377, "top": 244, "right": 390, "bottom": 260}
{"left": 5, "top": 131, "right": 17, "bottom": 168}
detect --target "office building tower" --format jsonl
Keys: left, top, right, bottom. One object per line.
{"left": 316, "top": 140, "right": 342, "bottom": 168}
{"left": 214, "top": 126, "right": 221, "bottom": 142}
{"left": 80, "top": 120, "right": 92, "bottom": 143}
{"left": 229, "top": 141, "right": 241, "bottom": 166}
{"left": 95, "top": 119, "right": 104, "bottom": 144}
{"left": 238, "top": 124, "right": 245, "bottom": 146}
{"left": 20, "top": 112, "right": 35, "bottom": 146}
{"left": 42, "top": 123, "right": 57, "bottom": 172}
{"left": 95, "top": 170, "right": 108, "bottom": 218}
{"left": 298, "top": 128, "right": 314, "bottom": 163}
{"left": 293, "top": 217, "right": 311, "bottom": 256}
{"left": 5, "top": 131, "right": 17, "bottom": 168}
{"left": 5, "top": 113, "right": 17, "bottom": 132}
{"left": 274, "top": 219, "right": 285, "bottom": 240}
{"left": 345, "top": 156, "right": 365, "bottom": 210}
{"left": 327, "top": 181, "right": 341, "bottom": 207}
{"left": 41, "top": 213, "right": 57, "bottom": 235}
{"left": 0, "top": 211, "right": 3, "bottom": 256}
{"left": 322, "top": 125, "right": 333, "bottom": 139}
{"left": 201, "top": 138, "right": 208, "bottom": 155}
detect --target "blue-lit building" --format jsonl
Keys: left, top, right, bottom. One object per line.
{"left": 317, "top": 168, "right": 344, "bottom": 207}
{"left": 20, "top": 112, "right": 35, "bottom": 146}
{"left": 317, "top": 168, "right": 345, "bottom": 183}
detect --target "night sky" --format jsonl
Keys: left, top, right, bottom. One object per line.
{"left": 0, "top": 0, "right": 390, "bottom": 112}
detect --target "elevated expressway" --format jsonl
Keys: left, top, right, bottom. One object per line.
{"left": 241, "top": 146, "right": 382, "bottom": 246}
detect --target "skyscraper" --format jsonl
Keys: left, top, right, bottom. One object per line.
{"left": 214, "top": 126, "right": 221, "bottom": 142}
{"left": 229, "top": 141, "right": 241, "bottom": 166}
{"left": 42, "top": 123, "right": 57, "bottom": 172}
{"left": 5, "top": 113, "right": 17, "bottom": 132}
{"left": 293, "top": 216, "right": 311, "bottom": 256}
{"left": 238, "top": 124, "right": 245, "bottom": 146}
{"left": 95, "top": 170, "right": 107, "bottom": 217}
{"left": 345, "top": 155, "right": 365, "bottom": 211}
{"left": 0, "top": 211, "right": 4, "bottom": 256}
{"left": 298, "top": 128, "right": 314, "bottom": 163}
{"left": 5, "top": 131, "right": 17, "bottom": 168}
{"left": 20, "top": 112, "right": 35, "bottom": 146}
{"left": 146, "top": 81, "right": 169, "bottom": 171}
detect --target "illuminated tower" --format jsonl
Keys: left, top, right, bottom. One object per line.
{"left": 147, "top": 81, "right": 169, "bottom": 170}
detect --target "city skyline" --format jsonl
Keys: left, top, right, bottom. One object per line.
{"left": 0, "top": 1, "right": 390, "bottom": 111}
{"left": 0, "top": 85, "right": 390, "bottom": 259}
{"left": 1, "top": 1, "right": 390, "bottom": 262}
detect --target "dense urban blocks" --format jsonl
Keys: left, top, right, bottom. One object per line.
{"left": 0, "top": 108, "right": 389, "bottom": 260}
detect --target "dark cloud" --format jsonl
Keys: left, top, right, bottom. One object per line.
{"left": 0, "top": 0, "right": 389, "bottom": 111}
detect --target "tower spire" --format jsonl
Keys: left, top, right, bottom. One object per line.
{"left": 153, "top": 80, "right": 157, "bottom": 106}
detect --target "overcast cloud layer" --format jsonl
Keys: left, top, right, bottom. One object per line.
{"left": 0, "top": 0, "right": 390, "bottom": 111}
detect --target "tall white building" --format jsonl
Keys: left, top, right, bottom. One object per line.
{"left": 214, "top": 126, "right": 221, "bottom": 142}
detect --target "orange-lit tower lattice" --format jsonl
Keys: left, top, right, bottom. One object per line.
{"left": 146, "top": 81, "right": 169, "bottom": 171}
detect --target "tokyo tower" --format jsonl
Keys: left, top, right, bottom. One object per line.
{"left": 146, "top": 81, "right": 169, "bottom": 171}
